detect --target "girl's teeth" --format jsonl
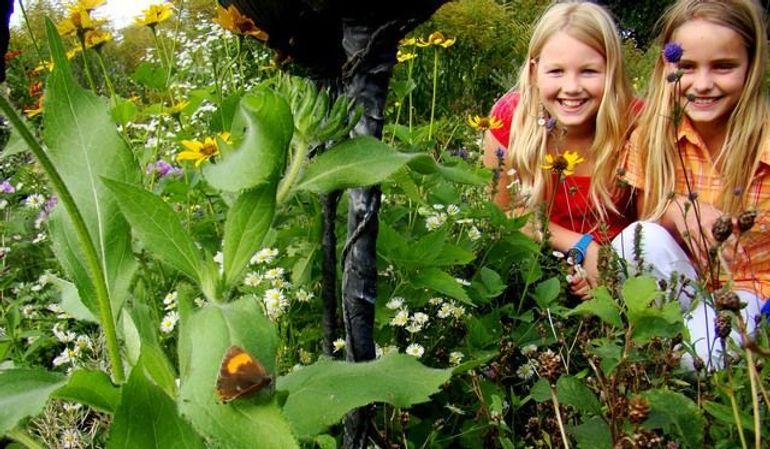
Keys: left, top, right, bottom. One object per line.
{"left": 693, "top": 98, "right": 717, "bottom": 104}
{"left": 560, "top": 99, "right": 584, "bottom": 107}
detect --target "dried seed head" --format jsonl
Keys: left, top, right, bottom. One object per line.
{"left": 715, "top": 290, "right": 742, "bottom": 312}
{"left": 632, "top": 429, "right": 664, "bottom": 449}
{"left": 715, "top": 312, "right": 732, "bottom": 339}
{"left": 693, "top": 356, "right": 705, "bottom": 372}
{"left": 537, "top": 349, "right": 561, "bottom": 383}
{"left": 628, "top": 396, "right": 651, "bottom": 424}
{"left": 737, "top": 210, "right": 757, "bottom": 234}
{"left": 399, "top": 410, "right": 410, "bottom": 428}
{"left": 711, "top": 215, "right": 733, "bottom": 243}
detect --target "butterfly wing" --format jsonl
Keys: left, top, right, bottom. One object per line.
{"left": 216, "top": 345, "right": 272, "bottom": 402}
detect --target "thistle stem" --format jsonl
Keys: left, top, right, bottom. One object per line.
{"left": 0, "top": 93, "right": 125, "bottom": 383}
{"left": 550, "top": 384, "right": 570, "bottom": 449}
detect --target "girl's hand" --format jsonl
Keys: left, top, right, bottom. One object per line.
{"left": 568, "top": 242, "right": 600, "bottom": 300}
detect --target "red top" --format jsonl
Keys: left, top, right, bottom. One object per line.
{"left": 488, "top": 91, "right": 635, "bottom": 242}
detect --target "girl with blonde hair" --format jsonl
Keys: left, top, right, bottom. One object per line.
{"left": 484, "top": 1, "right": 638, "bottom": 298}
{"left": 617, "top": 0, "right": 770, "bottom": 368}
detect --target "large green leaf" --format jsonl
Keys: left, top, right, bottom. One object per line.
{"left": 107, "top": 366, "right": 205, "bottom": 449}
{"left": 203, "top": 88, "right": 293, "bottom": 192}
{"left": 122, "top": 304, "right": 178, "bottom": 398}
{"left": 572, "top": 416, "right": 612, "bottom": 449}
{"left": 294, "top": 136, "right": 427, "bottom": 193}
{"left": 568, "top": 286, "right": 622, "bottom": 328}
{"left": 622, "top": 276, "right": 660, "bottom": 322}
{"left": 412, "top": 267, "right": 472, "bottom": 304}
{"left": 0, "top": 368, "right": 66, "bottom": 434}
{"left": 630, "top": 301, "right": 683, "bottom": 344}
{"left": 177, "top": 297, "right": 297, "bottom": 449}
{"left": 223, "top": 184, "right": 276, "bottom": 287}
{"left": 50, "top": 274, "right": 98, "bottom": 323}
{"left": 643, "top": 389, "right": 705, "bottom": 449}
{"left": 278, "top": 353, "right": 451, "bottom": 439}
{"left": 103, "top": 178, "right": 202, "bottom": 283}
{"left": 556, "top": 375, "right": 601, "bottom": 415}
{"left": 533, "top": 276, "right": 561, "bottom": 309}
{"left": 408, "top": 157, "right": 489, "bottom": 186}
{"left": 43, "top": 20, "right": 138, "bottom": 316}
{"left": 53, "top": 369, "right": 120, "bottom": 413}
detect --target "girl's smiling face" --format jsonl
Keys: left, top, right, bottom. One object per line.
{"left": 535, "top": 31, "right": 607, "bottom": 136}
{"left": 673, "top": 19, "right": 749, "bottom": 137}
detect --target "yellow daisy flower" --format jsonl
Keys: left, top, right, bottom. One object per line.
{"left": 134, "top": 3, "right": 173, "bottom": 28}
{"left": 69, "top": 0, "right": 106, "bottom": 12}
{"left": 467, "top": 115, "right": 503, "bottom": 131}
{"left": 176, "top": 137, "right": 220, "bottom": 167}
{"left": 213, "top": 4, "right": 268, "bottom": 41}
{"left": 396, "top": 49, "right": 417, "bottom": 63}
{"left": 57, "top": 7, "right": 104, "bottom": 37}
{"left": 417, "top": 31, "right": 456, "bottom": 48}
{"left": 84, "top": 29, "right": 112, "bottom": 49}
{"left": 542, "top": 151, "right": 585, "bottom": 177}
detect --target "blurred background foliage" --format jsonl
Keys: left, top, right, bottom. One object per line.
{"left": 9, "top": 0, "right": 673, "bottom": 121}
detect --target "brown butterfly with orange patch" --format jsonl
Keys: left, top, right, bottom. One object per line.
{"left": 215, "top": 345, "right": 272, "bottom": 402}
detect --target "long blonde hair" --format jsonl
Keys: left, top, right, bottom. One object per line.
{"left": 635, "top": 0, "right": 770, "bottom": 218}
{"left": 508, "top": 1, "right": 633, "bottom": 218}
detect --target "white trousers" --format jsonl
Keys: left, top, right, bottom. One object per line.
{"left": 611, "top": 221, "right": 762, "bottom": 370}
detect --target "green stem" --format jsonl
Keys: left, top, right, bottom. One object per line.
{"left": 727, "top": 376, "right": 749, "bottom": 449}
{"left": 77, "top": 37, "right": 98, "bottom": 93}
{"left": 427, "top": 48, "right": 439, "bottom": 141}
{"left": 745, "top": 350, "right": 762, "bottom": 448}
{"left": 407, "top": 58, "right": 414, "bottom": 133}
{"left": 0, "top": 93, "right": 125, "bottom": 383}
{"left": 94, "top": 50, "right": 117, "bottom": 106}
{"left": 18, "top": 0, "right": 44, "bottom": 63}
{"left": 6, "top": 426, "right": 44, "bottom": 449}
{"left": 276, "top": 141, "right": 309, "bottom": 204}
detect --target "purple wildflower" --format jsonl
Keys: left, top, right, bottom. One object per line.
{"left": 147, "top": 160, "right": 181, "bottom": 178}
{"left": 544, "top": 117, "right": 557, "bottom": 131}
{"left": 0, "top": 180, "right": 15, "bottom": 193}
{"left": 495, "top": 148, "right": 506, "bottom": 160}
{"left": 662, "top": 42, "right": 683, "bottom": 64}
{"left": 43, "top": 196, "right": 58, "bottom": 213}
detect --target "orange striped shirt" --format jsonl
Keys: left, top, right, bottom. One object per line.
{"left": 624, "top": 118, "right": 770, "bottom": 299}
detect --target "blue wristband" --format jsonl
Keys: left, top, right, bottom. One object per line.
{"left": 569, "top": 234, "right": 593, "bottom": 265}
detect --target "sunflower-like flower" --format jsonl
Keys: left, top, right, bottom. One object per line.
{"left": 399, "top": 37, "right": 417, "bottom": 47}
{"left": 166, "top": 100, "right": 189, "bottom": 117}
{"left": 134, "top": 3, "right": 173, "bottom": 28}
{"left": 416, "top": 31, "right": 456, "bottom": 48}
{"left": 467, "top": 115, "right": 503, "bottom": 131}
{"left": 66, "top": 46, "right": 83, "bottom": 60}
{"left": 396, "top": 49, "right": 417, "bottom": 63}
{"left": 213, "top": 4, "right": 268, "bottom": 41}
{"left": 57, "top": 6, "right": 105, "bottom": 37}
{"left": 69, "top": 0, "right": 106, "bottom": 13}
{"left": 84, "top": 29, "right": 112, "bottom": 49}
{"left": 176, "top": 136, "right": 220, "bottom": 167}
{"left": 542, "top": 150, "right": 584, "bottom": 177}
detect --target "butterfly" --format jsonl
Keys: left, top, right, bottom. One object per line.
{"left": 215, "top": 345, "right": 272, "bottom": 402}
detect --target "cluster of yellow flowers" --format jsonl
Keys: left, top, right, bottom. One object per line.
{"left": 133, "top": 3, "right": 174, "bottom": 29}
{"left": 396, "top": 31, "right": 457, "bottom": 63}
{"left": 56, "top": 0, "right": 111, "bottom": 49}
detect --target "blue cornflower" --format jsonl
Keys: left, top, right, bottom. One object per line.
{"left": 662, "top": 42, "right": 683, "bottom": 64}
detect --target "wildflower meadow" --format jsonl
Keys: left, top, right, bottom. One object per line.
{"left": 0, "top": 0, "right": 768, "bottom": 448}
